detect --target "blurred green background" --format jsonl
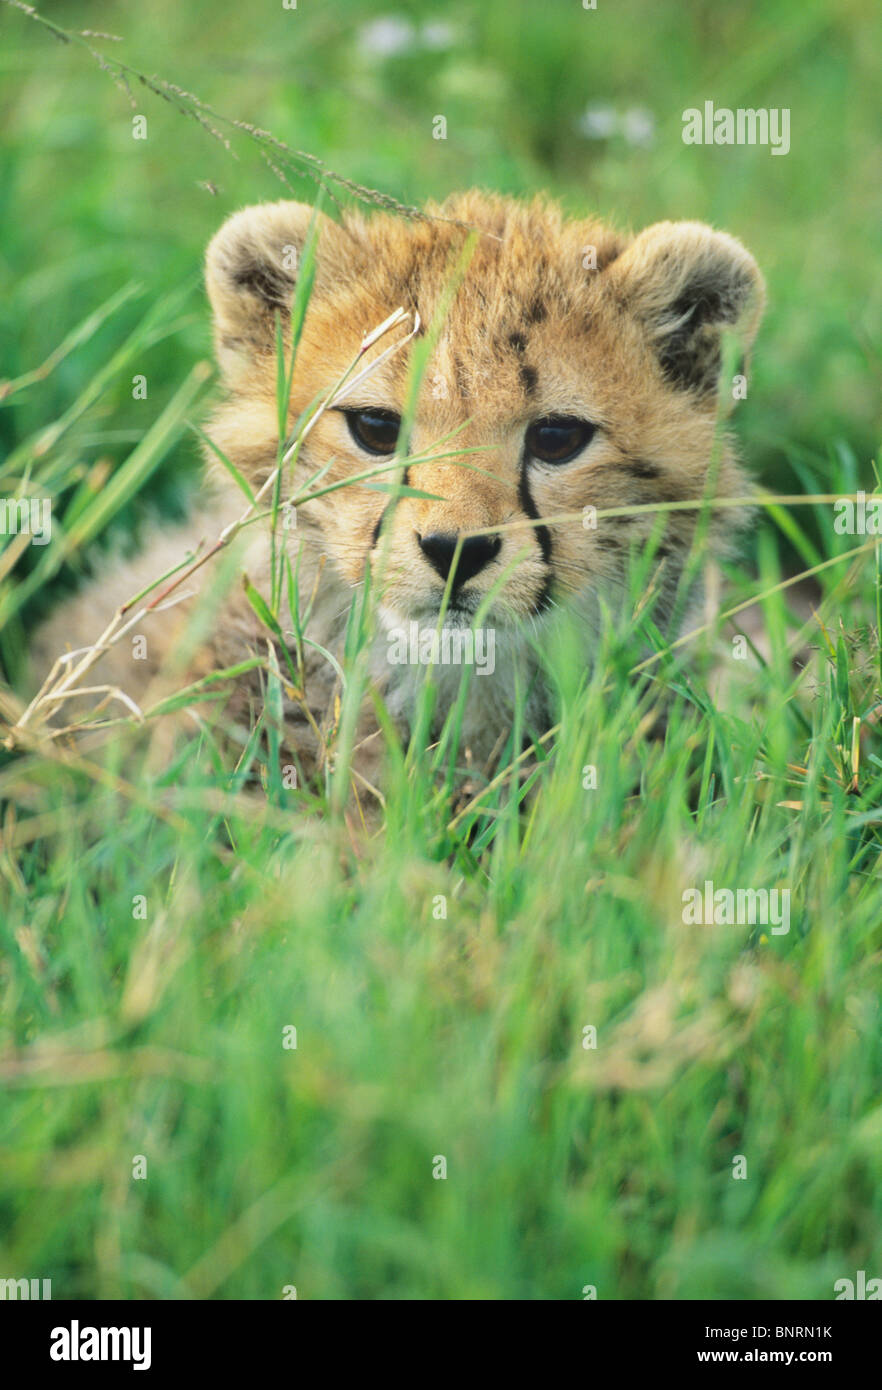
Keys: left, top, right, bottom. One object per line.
{"left": 1, "top": 0, "right": 880, "bottom": 526}
{"left": 2, "top": 0, "right": 882, "bottom": 1303}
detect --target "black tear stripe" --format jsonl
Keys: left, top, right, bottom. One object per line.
{"left": 370, "top": 507, "right": 387, "bottom": 549}
{"left": 370, "top": 464, "right": 409, "bottom": 547}
{"left": 518, "top": 452, "right": 552, "bottom": 566}
{"left": 621, "top": 458, "right": 662, "bottom": 480}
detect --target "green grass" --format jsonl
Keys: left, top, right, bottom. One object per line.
{"left": 1, "top": 0, "right": 881, "bottom": 1300}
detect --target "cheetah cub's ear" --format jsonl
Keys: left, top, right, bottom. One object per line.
{"left": 610, "top": 221, "right": 765, "bottom": 402}
{"left": 205, "top": 200, "right": 337, "bottom": 386}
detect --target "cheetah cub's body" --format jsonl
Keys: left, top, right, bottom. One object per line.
{"left": 31, "top": 193, "right": 764, "bottom": 780}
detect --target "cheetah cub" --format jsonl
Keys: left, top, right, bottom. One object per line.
{"left": 31, "top": 192, "right": 764, "bottom": 783}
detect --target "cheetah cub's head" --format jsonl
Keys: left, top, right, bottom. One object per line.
{"left": 204, "top": 193, "right": 763, "bottom": 744}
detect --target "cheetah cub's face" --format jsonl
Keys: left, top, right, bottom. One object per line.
{"left": 204, "top": 193, "right": 763, "bottom": 730}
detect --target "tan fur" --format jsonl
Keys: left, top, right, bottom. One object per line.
{"left": 30, "top": 192, "right": 764, "bottom": 785}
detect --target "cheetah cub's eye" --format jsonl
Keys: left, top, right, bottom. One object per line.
{"left": 345, "top": 408, "right": 401, "bottom": 456}
{"left": 526, "top": 416, "right": 596, "bottom": 465}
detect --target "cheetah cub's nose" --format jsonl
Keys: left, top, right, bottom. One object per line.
{"left": 417, "top": 532, "right": 502, "bottom": 588}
